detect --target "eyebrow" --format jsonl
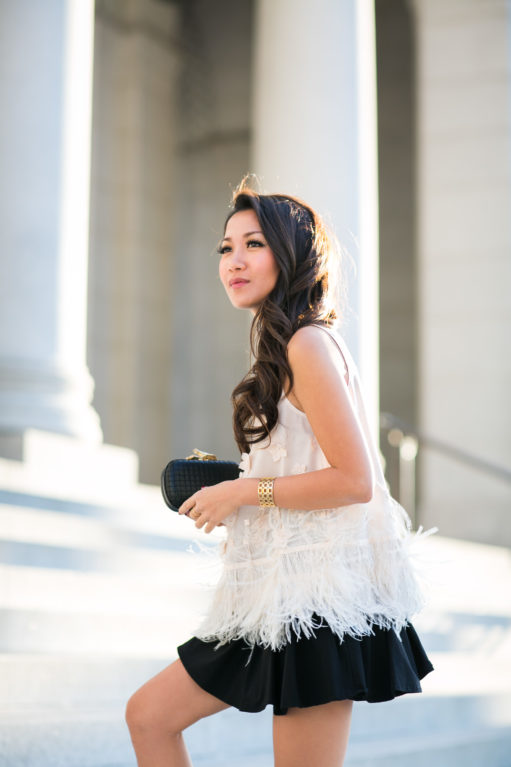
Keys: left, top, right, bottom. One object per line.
{"left": 221, "top": 230, "right": 264, "bottom": 242}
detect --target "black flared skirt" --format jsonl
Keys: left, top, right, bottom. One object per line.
{"left": 177, "top": 615, "right": 434, "bottom": 716}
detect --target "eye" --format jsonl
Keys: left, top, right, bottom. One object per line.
{"left": 216, "top": 239, "right": 264, "bottom": 255}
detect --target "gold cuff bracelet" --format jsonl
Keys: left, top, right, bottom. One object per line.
{"left": 258, "top": 477, "right": 276, "bottom": 508}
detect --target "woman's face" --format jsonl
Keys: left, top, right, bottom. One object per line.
{"left": 218, "top": 209, "right": 280, "bottom": 314}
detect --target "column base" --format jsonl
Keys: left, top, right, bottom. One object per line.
{"left": 0, "top": 428, "right": 139, "bottom": 506}
{"left": 0, "top": 358, "right": 103, "bottom": 443}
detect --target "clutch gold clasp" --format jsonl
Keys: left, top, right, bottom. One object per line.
{"left": 186, "top": 448, "right": 218, "bottom": 461}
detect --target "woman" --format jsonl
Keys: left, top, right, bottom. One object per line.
{"left": 126, "top": 180, "right": 435, "bottom": 767}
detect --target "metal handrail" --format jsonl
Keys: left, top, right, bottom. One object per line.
{"left": 379, "top": 412, "right": 511, "bottom": 527}
{"left": 380, "top": 412, "right": 511, "bottom": 485}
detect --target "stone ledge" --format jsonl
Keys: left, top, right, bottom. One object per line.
{"left": 0, "top": 429, "right": 139, "bottom": 505}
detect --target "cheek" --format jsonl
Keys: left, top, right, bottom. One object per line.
{"left": 269, "top": 259, "right": 280, "bottom": 287}
{"left": 258, "top": 251, "right": 279, "bottom": 284}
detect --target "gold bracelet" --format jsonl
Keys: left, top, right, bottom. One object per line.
{"left": 258, "top": 477, "right": 276, "bottom": 507}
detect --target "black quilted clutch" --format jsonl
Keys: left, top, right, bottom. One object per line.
{"left": 161, "top": 448, "right": 240, "bottom": 511}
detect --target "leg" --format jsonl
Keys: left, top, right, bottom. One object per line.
{"left": 125, "top": 657, "right": 230, "bottom": 767}
{"left": 273, "top": 700, "right": 353, "bottom": 767}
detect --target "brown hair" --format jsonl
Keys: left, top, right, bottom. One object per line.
{"left": 222, "top": 178, "right": 345, "bottom": 453}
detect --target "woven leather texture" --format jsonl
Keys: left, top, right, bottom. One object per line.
{"left": 161, "top": 459, "right": 240, "bottom": 511}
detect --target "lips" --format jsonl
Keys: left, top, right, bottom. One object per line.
{"left": 229, "top": 278, "right": 249, "bottom": 288}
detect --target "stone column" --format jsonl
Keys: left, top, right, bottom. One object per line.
{"left": 0, "top": 0, "right": 102, "bottom": 447}
{"left": 411, "top": 0, "right": 511, "bottom": 543}
{"left": 251, "top": 0, "right": 380, "bottom": 434}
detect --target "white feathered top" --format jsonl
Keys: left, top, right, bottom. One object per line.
{"left": 194, "top": 326, "right": 436, "bottom": 650}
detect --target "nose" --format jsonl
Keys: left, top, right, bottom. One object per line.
{"left": 228, "top": 247, "right": 246, "bottom": 270}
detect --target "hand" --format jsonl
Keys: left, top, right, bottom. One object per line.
{"left": 178, "top": 479, "right": 241, "bottom": 534}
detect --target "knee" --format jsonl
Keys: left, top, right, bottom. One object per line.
{"left": 125, "top": 689, "right": 147, "bottom": 733}
{"left": 125, "top": 686, "right": 183, "bottom": 738}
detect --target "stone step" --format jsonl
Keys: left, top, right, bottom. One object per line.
{"left": 0, "top": 655, "right": 171, "bottom": 707}
{"left": 344, "top": 725, "right": 511, "bottom": 767}
{"left": 195, "top": 726, "right": 511, "bottom": 767}
{"left": 0, "top": 485, "right": 170, "bottom": 532}
{"left": 2, "top": 497, "right": 510, "bottom": 634}
{"left": 3, "top": 587, "right": 509, "bottom": 662}
{"left": 2, "top": 489, "right": 511, "bottom": 614}
{"left": 1, "top": 700, "right": 510, "bottom": 767}
{"left": 2, "top": 591, "right": 509, "bottom": 662}
{"left": 0, "top": 606, "right": 203, "bottom": 655}
{"left": 0, "top": 542, "right": 212, "bottom": 652}
{"left": 2, "top": 488, "right": 511, "bottom": 621}
{"left": 0, "top": 430, "right": 140, "bottom": 502}
{"left": 2, "top": 650, "right": 511, "bottom": 732}
{"left": 202, "top": 726, "right": 511, "bottom": 767}
{"left": 0, "top": 705, "right": 272, "bottom": 767}
{"left": 2, "top": 485, "right": 511, "bottom": 767}
{"left": 0, "top": 537, "right": 203, "bottom": 572}
{"left": 413, "top": 608, "right": 511, "bottom": 658}
{"left": 0, "top": 493, "right": 218, "bottom": 561}
{"left": 0, "top": 442, "right": 233, "bottom": 517}
{"left": 0, "top": 485, "right": 213, "bottom": 564}
{"left": 0, "top": 501, "right": 197, "bottom": 553}
{"left": 0, "top": 562, "right": 208, "bottom": 610}
{"left": 416, "top": 535, "right": 511, "bottom": 618}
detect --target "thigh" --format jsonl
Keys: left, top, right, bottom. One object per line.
{"left": 126, "top": 658, "right": 230, "bottom": 734}
{"left": 273, "top": 700, "right": 353, "bottom": 767}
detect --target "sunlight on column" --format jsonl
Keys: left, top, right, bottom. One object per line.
{"left": 57, "top": 0, "right": 95, "bottom": 372}
{"left": 356, "top": 0, "right": 380, "bottom": 441}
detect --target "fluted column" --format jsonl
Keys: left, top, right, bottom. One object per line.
{"left": 252, "top": 0, "right": 380, "bottom": 433}
{"left": 0, "top": 0, "right": 102, "bottom": 444}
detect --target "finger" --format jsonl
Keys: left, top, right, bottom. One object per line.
{"left": 179, "top": 500, "right": 196, "bottom": 516}
{"left": 196, "top": 515, "right": 212, "bottom": 530}
{"left": 178, "top": 494, "right": 198, "bottom": 515}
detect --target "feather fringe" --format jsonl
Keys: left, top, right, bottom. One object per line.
{"left": 190, "top": 491, "right": 438, "bottom": 651}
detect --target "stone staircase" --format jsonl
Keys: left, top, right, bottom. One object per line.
{"left": 1, "top": 431, "right": 510, "bottom": 766}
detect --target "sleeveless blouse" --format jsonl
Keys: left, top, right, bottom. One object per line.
{"left": 194, "top": 326, "right": 437, "bottom": 651}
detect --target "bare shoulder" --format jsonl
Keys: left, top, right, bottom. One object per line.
{"left": 283, "top": 325, "right": 370, "bottom": 489}
{"left": 287, "top": 324, "right": 332, "bottom": 357}
{"left": 287, "top": 325, "right": 348, "bottom": 386}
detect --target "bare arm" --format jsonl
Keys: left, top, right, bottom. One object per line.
{"left": 179, "top": 326, "right": 374, "bottom": 532}
{"left": 235, "top": 325, "right": 374, "bottom": 510}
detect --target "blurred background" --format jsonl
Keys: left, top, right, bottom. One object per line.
{"left": 1, "top": 1, "right": 510, "bottom": 765}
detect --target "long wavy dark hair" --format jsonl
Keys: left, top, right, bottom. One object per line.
{"left": 221, "top": 178, "right": 345, "bottom": 454}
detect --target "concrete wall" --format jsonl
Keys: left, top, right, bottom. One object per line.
{"left": 88, "top": 0, "right": 253, "bottom": 482}
{"left": 412, "top": 0, "right": 511, "bottom": 544}
{"left": 376, "top": 0, "right": 417, "bottom": 428}
{"left": 88, "top": 0, "right": 180, "bottom": 483}
{"left": 168, "top": 0, "right": 254, "bottom": 462}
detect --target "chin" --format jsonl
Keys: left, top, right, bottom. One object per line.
{"left": 231, "top": 299, "right": 256, "bottom": 312}
{"left": 227, "top": 295, "right": 246, "bottom": 308}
